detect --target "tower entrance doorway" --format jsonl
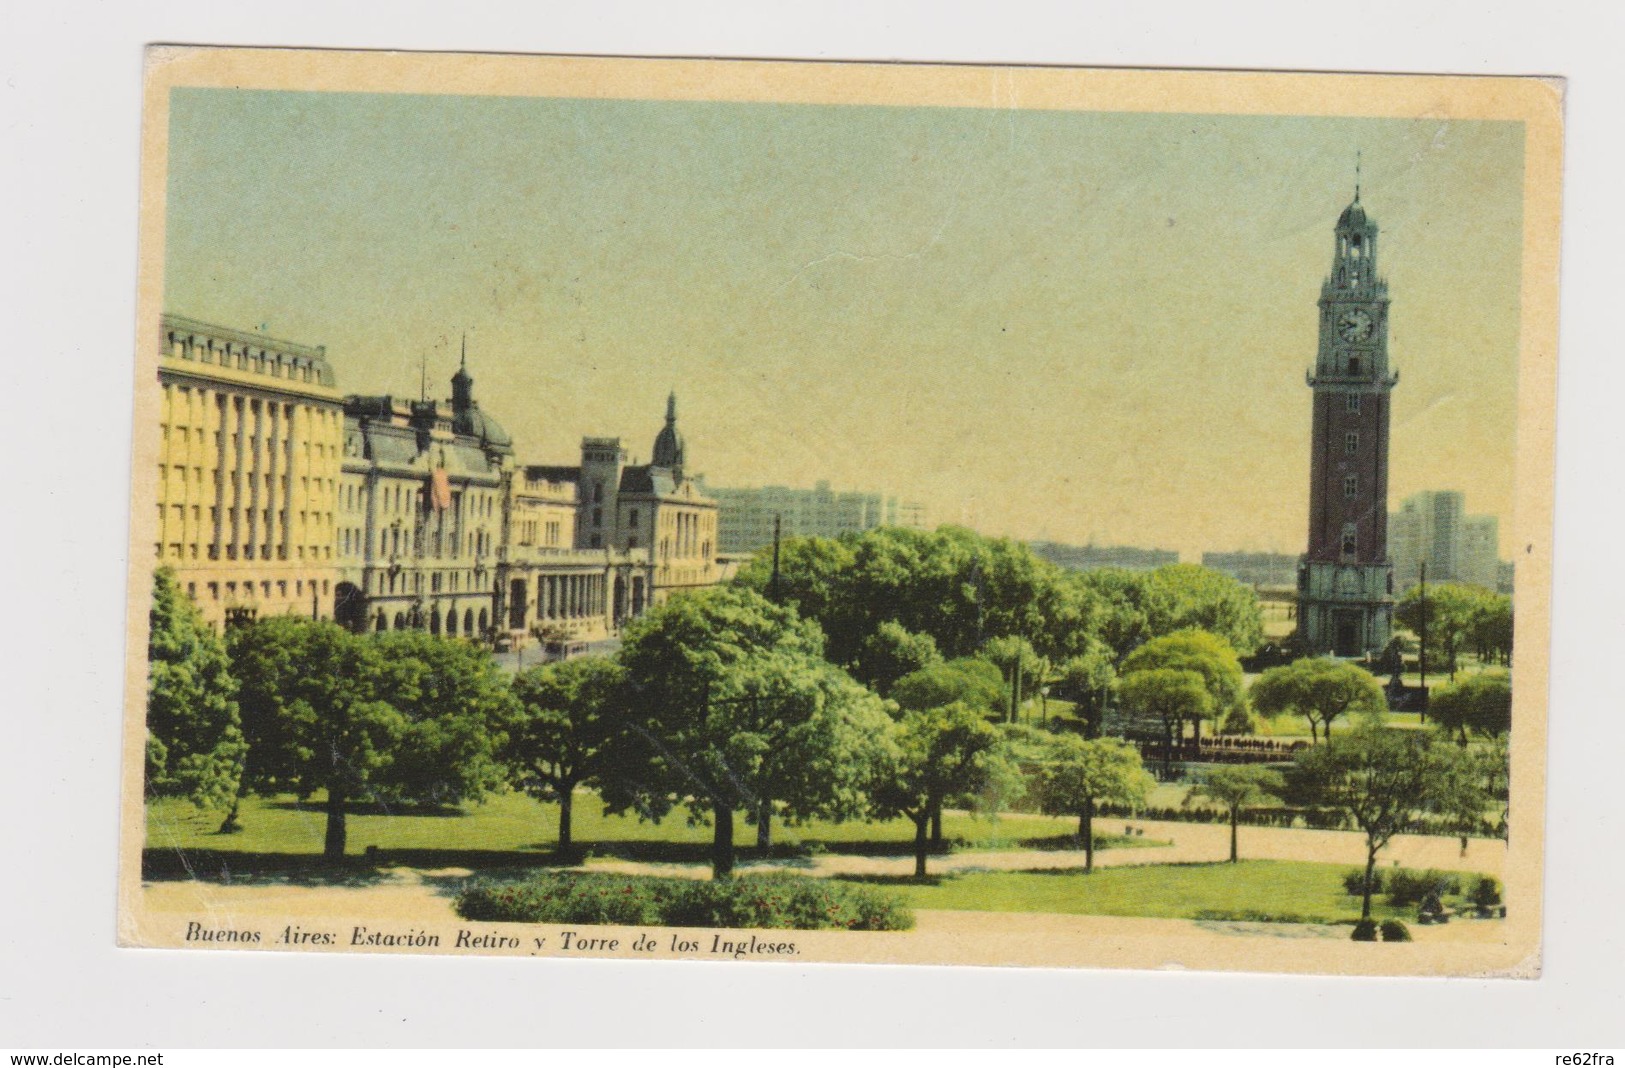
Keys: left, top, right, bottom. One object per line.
{"left": 1334, "top": 612, "right": 1363, "bottom": 657}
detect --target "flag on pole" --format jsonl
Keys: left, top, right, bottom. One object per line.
{"left": 429, "top": 468, "right": 452, "bottom": 511}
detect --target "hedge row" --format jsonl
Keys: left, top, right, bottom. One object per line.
{"left": 455, "top": 871, "right": 915, "bottom": 931}
{"left": 1095, "top": 802, "right": 1501, "bottom": 838}
{"left": 1341, "top": 868, "right": 1500, "bottom": 907}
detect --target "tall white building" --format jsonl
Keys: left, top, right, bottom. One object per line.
{"left": 1388, "top": 490, "right": 1503, "bottom": 592}
{"left": 706, "top": 480, "right": 928, "bottom": 553}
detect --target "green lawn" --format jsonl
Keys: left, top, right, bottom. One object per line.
{"left": 144, "top": 791, "right": 1162, "bottom": 870}
{"left": 868, "top": 860, "right": 1412, "bottom": 923}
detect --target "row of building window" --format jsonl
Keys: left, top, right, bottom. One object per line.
{"left": 168, "top": 333, "right": 326, "bottom": 383}
{"left": 187, "top": 577, "right": 333, "bottom": 602}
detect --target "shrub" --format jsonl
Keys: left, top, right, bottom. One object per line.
{"left": 1379, "top": 919, "right": 1413, "bottom": 942}
{"left": 1385, "top": 868, "right": 1463, "bottom": 907}
{"left": 1342, "top": 869, "right": 1385, "bottom": 897}
{"left": 1351, "top": 919, "right": 1379, "bottom": 941}
{"left": 1470, "top": 876, "right": 1502, "bottom": 909}
{"left": 455, "top": 871, "right": 914, "bottom": 931}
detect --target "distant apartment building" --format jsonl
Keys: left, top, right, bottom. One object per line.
{"left": 1388, "top": 490, "right": 1504, "bottom": 592}
{"left": 1027, "top": 542, "right": 1180, "bottom": 572}
{"left": 1200, "top": 551, "right": 1299, "bottom": 588}
{"left": 706, "top": 480, "right": 928, "bottom": 553}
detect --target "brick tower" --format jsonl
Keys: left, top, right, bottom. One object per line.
{"left": 1297, "top": 181, "right": 1396, "bottom": 656}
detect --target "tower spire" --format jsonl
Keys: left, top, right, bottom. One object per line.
{"left": 1354, "top": 150, "right": 1362, "bottom": 203}
{"left": 665, "top": 390, "right": 677, "bottom": 424}
{"left": 461, "top": 332, "right": 468, "bottom": 372}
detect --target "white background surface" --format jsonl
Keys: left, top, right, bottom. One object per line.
{"left": 2, "top": 0, "right": 1620, "bottom": 1048}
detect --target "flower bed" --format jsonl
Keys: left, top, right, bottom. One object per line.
{"left": 455, "top": 870, "right": 914, "bottom": 931}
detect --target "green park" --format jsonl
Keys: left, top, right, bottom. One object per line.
{"left": 145, "top": 526, "right": 1513, "bottom": 941}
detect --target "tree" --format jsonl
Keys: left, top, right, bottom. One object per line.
{"left": 609, "top": 586, "right": 894, "bottom": 877}
{"left": 145, "top": 568, "right": 245, "bottom": 813}
{"left": 1289, "top": 726, "right": 1479, "bottom": 920}
{"left": 1250, "top": 657, "right": 1387, "bottom": 744}
{"left": 1428, "top": 673, "right": 1512, "bottom": 744}
{"left": 1467, "top": 595, "right": 1514, "bottom": 666}
{"left": 370, "top": 629, "right": 513, "bottom": 807}
{"left": 229, "top": 620, "right": 405, "bottom": 860}
{"left": 1186, "top": 765, "right": 1283, "bottom": 862}
{"left": 228, "top": 619, "right": 507, "bottom": 861}
{"left": 1054, "top": 641, "right": 1116, "bottom": 738}
{"left": 1142, "top": 563, "right": 1266, "bottom": 657}
{"left": 505, "top": 656, "right": 625, "bottom": 853}
{"left": 868, "top": 701, "right": 1022, "bottom": 878}
{"left": 1395, "top": 583, "right": 1496, "bottom": 681}
{"left": 1117, "top": 668, "right": 1212, "bottom": 777}
{"left": 1076, "top": 568, "right": 1158, "bottom": 662}
{"left": 1033, "top": 735, "right": 1155, "bottom": 871}
{"left": 732, "top": 526, "right": 1101, "bottom": 669}
{"left": 891, "top": 657, "right": 1005, "bottom": 716}
{"left": 852, "top": 621, "right": 942, "bottom": 697}
{"left": 982, "top": 635, "right": 1046, "bottom": 723}
{"left": 1119, "top": 629, "right": 1245, "bottom": 771}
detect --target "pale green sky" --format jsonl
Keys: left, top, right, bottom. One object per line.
{"left": 164, "top": 89, "right": 1524, "bottom": 559}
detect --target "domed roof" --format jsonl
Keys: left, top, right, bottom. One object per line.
{"left": 652, "top": 391, "right": 685, "bottom": 468}
{"left": 454, "top": 404, "right": 513, "bottom": 452}
{"left": 1337, "top": 198, "right": 1371, "bottom": 229}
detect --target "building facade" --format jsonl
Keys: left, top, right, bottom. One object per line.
{"left": 494, "top": 464, "right": 653, "bottom": 645}
{"left": 1388, "top": 490, "right": 1503, "bottom": 592}
{"left": 569, "top": 394, "right": 719, "bottom": 604}
{"left": 159, "top": 318, "right": 722, "bottom": 641}
{"left": 1297, "top": 191, "right": 1397, "bottom": 657}
{"left": 155, "top": 314, "right": 344, "bottom": 629}
{"left": 706, "top": 479, "right": 929, "bottom": 553}
{"left": 333, "top": 363, "right": 510, "bottom": 638}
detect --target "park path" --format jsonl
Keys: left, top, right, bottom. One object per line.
{"left": 141, "top": 818, "right": 1503, "bottom": 932}
{"left": 584, "top": 817, "right": 1505, "bottom": 882}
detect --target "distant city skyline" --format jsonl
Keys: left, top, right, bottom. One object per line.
{"left": 163, "top": 89, "right": 1523, "bottom": 559}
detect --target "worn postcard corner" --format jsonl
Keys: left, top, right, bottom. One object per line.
{"left": 121, "top": 46, "right": 1562, "bottom": 977}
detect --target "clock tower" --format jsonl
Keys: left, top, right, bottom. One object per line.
{"left": 1297, "top": 185, "right": 1397, "bottom": 657}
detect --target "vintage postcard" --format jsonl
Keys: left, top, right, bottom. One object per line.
{"left": 121, "top": 48, "right": 1562, "bottom": 976}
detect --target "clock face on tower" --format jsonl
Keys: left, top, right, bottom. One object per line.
{"left": 1337, "top": 308, "right": 1374, "bottom": 342}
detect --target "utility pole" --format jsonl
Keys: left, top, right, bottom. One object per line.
{"left": 1417, "top": 560, "right": 1429, "bottom": 723}
{"left": 767, "top": 513, "right": 782, "bottom": 602}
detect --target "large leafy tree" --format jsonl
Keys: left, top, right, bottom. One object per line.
{"left": 891, "top": 657, "right": 1005, "bottom": 716}
{"left": 1395, "top": 582, "right": 1497, "bottom": 681}
{"left": 1116, "top": 668, "right": 1211, "bottom": 777}
{"left": 229, "top": 620, "right": 405, "bottom": 860}
{"left": 1250, "top": 657, "right": 1387, "bottom": 744}
{"left": 1142, "top": 563, "right": 1266, "bottom": 657}
{"left": 1467, "top": 595, "right": 1514, "bottom": 666}
{"left": 1076, "top": 568, "right": 1160, "bottom": 662}
{"left": 370, "top": 629, "right": 512, "bottom": 806}
{"left": 228, "top": 619, "right": 507, "bottom": 860}
{"left": 504, "top": 655, "right": 625, "bottom": 853}
{"left": 852, "top": 621, "right": 942, "bottom": 697}
{"left": 1289, "top": 726, "right": 1483, "bottom": 920}
{"left": 868, "top": 701, "right": 1022, "bottom": 879}
{"left": 1032, "top": 734, "right": 1155, "bottom": 872}
{"left": 1053, "top": 640, "right": 1117, "bottom": 738}
{"left": 145, "top": 568, "right": 245, "bottom": 812}
{"left": 732, "top": 526, "right": 1100, "bottom": 669}
{"left": 982, "top": 635, "right": 1047, "bottom": 723}
{"left": 609, "top": 586, "right": 894, "bottom": 877}
{"left": 1428, "top": 673, "right": 1512, "bottom": 744}
{"left": 1186, "top": 765, "right": 1283, "bottom": 863}
{"left": 1119, "top": 629, "right": 1245, "bottom": 771}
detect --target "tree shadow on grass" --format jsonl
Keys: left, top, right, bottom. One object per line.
{"left": 260, "top": 799, "right": 466, "bottom": 818}
{"left": 140, "top": 847, "right": 581, "bottom": 886}
{"left": 831, "top": 873, "right": 952, "bottom": 888}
